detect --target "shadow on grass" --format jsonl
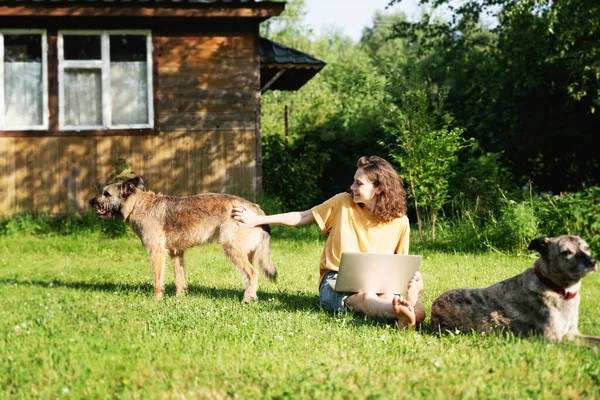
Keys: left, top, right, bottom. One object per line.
{"left": 0, "top": 278, "right": 319, "bottom": 311}
{"left": 0, "top": 278, "right": 443, "bottom": 330}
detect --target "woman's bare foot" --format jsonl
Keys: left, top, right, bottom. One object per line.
{"left": 406, "top": 271, "right": 426, "bottom": 324}
{"left": 392, "top": 295, "right": 416, "bottom": 328}
{"left": 406, "top": 271, "right": 423, "bottom": 307}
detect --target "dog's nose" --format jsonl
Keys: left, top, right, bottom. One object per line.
{"left": 89, "top": 198, "right": 97, "bottom": 206}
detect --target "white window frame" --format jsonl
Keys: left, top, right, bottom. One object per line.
{"left": 58, "top": 30, "right": 154, "bottom": 131}
{"left": 0, "top": 30, "right": 49, "bottom": 131}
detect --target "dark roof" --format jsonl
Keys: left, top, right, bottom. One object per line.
{"left": 260, "top": 38, "right": 326, "bottom": 91}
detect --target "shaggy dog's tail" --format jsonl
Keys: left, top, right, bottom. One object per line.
{"left": 253, "top": 225, "right": 277, "bottom": 281}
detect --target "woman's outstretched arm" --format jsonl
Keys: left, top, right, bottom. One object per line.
{"left": 231, "top": 205, "right": 315, "bottom": 227}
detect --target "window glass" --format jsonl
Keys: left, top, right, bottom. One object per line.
{"left": 110, "top": 35, "right": 146, "bottom": 62}
{"left": 110, "top": 35, "right": 149, "bottom": 125}
{"left": 63, "top": 69, "right": 102, "bottom": 126}
{"left": 63, "top": 35, "right": 101, "bottom": 60}
{"left": 3, "top": 34, "right": 44, "bottom": 127}
{"left": 4, "top": 35, "right": 42, "bottom": 62}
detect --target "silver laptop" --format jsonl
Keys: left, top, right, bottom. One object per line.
{"left": 327, "top": 252, "right": 422, "bottom": 294}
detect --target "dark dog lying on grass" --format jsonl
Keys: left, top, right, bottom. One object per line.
{"left": 430, "top": 235, "right": 599, "bottom": 343}
{"left": 89, "top": 177, "right": 277, "bottom": 303}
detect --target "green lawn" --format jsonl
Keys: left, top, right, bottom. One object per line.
{"left": 1, "top": 229, "right": 599, "bottom": 399}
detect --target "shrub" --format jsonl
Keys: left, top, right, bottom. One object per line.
{"left": 262, "top": 134, "right": 329, "bottom": 211}
{"left": 533, "top": 187, "right": 600, "bottom": 253}
{"left": 483, "top": 201, "right": 539, "bottom": 253}
{"left": 0, "top": 213, "right": 129, "bottom": 238}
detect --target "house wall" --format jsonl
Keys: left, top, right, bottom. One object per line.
{"left": 0, "top": 25, "right": 261, "bottom": 216}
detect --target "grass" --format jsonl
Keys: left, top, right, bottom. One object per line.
{"left": 1, "top": 227, "right": 599, "bottom": 399}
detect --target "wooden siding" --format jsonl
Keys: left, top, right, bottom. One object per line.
{"left": 0, "top": 30, "right": 261, "bottom": 216}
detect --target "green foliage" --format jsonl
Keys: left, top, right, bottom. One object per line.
{"left": 380, "top": 70, "right": 472, "bottom": 242}
{"left": 533, "top": 187, "right": 600, "bottom": 251}
{"left": 106, "top": 158, "right": 135, "bottom": 185}
{"left": 483, "top": 200, "right": 539, "bottom": 253}
{"left": 426, "top": 186, "right": 600, "bottom": 254}
{"left": 387, "top": 0, "right": 600, "bottom": 192}
{"left": 261, "top": 134, "right": 329, "bottom": 211}
{"left": 260, "top": 1, "right": 393, "bottom": 202}
{"left": 450, "top": 149, "right": 513, "bottom": 216}
{"left": 0, "top": 213, "right": 130, "bottom": 238}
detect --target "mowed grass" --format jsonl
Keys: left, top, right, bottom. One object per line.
{"left": 1, "top": 228, "right": 599, "bottom": 399}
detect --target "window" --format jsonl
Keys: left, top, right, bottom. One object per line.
{"left": 0, "top": 30, "right": 48, "bottom": 130}
{"left": 58, "top": 31, "right": 153, "bottom": 130}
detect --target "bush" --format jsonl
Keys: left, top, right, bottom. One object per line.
{"left": 483, "top": 201, "right": 539, "bottom": 253}
{"left": 449, "top": 150, "right": 512, "bottom": 217}
{"left": 0, "top": 213, "right": 130, "bottom": 238}
{"left": 533, "top": 187, "right": 600, "bottom": 253}
{"left": 262, "top": 134, "right": 329, "bottom": 211}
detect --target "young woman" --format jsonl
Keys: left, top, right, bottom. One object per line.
{"left": 231, "top": 156, "right": 425, "bottom": 328}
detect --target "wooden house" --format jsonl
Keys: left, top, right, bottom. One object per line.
{"left": 0, "top": 0, "right": 325, "bottom": 215}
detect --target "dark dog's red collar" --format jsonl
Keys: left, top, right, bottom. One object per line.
{"left": 534, "top": 268, "right": 578, "bottom": 300}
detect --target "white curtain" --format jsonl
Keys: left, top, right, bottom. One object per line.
{"left": 110, "top": 61, "right": 148, "bottom": 125}
{"left": 4, "top": 61, "right": 43, "bottom": 127}
{"left": 64, "top": 69, "right": 102, "bottom": 126}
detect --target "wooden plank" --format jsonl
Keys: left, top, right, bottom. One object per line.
{"left": 158, "top": 74, "right": 255, "bottom": 90}
{"left": 158, "top": 64, "right": 252, "bottom": 74}
{"left": 46, "top": 137, "right": 61, "bottom": 214}
{"left": 33, "top": 137, "right": 49, "bottom": 213}
{"left": 156, "top": 47, "right": 254, "bottom": 60}
{"left": 158, "top": 119, "right": 255, "bottom": 131}
{"left": 144, "top": 135, "right": 159, "bottom": 193}
{"left": 0, "top": 138, "right": 11, "bottom": 215}
{"left": 76, "top": 138, "right": 95, "bottom": 211}
{"left": 154, "top": 35, "right": 253, "bottom": 50}
{"left": 158, "top": 57, "right": 254, "bottom": 70}
{"left": 13, "top": 138, "right": 33, "bottom": 212}
{"left": 95, "top": 137, "right": 113, "bottom": 187}
{"left": 159, "top": 102, "right": 254, "bottom": 114}
{"left": 169, "top": 130, "right": 189, "bottom": 196}
{"left": 159, "top": 111, "right": 255, "bottom": 120}
{"left": 161, "top": 92, "right": 254, "bottom": 105}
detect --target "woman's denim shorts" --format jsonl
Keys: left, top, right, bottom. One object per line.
{"left": 319, "top": 271, "right": 352, "bottom": 313}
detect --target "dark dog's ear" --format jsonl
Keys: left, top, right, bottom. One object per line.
{"left": 121, "top": 177, "right": 144, "bottom": 198}
{"left": 528, "top": 237, "right": 549, "bottom": 255}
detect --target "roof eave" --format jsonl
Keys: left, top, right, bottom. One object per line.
{"left": 0, "top": 2, "right": 285, "bottom": 18}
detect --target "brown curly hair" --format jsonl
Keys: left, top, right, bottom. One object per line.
{"left": 356, "top": 156, "right": 407, "bottom": 224}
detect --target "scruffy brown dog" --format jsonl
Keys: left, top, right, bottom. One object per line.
{"left": 89, "top": 177, "right": 277, "bottom": 303}
{"left": 430, "top": 235, "right": 598, "bottom": 343}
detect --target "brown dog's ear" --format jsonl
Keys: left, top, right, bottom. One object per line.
{"left": 121, "top": 177, "right": 144, "bottom": 198}
{"left": 528, "top": 237, "right": 549, "bottom": 255}
{"left": 129, "top": 177, "right": 145, "bottom": 190}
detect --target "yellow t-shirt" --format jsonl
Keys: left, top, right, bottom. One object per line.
{"left": 311, "top": 192, "right": 410, "bottom": 285}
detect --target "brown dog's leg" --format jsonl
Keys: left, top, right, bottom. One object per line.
{"left": 223, "top": 245, "right": 259, "bottom": 304}
{"left": 150, "top": 247, "right": 167, "bottom": 300}
{"left": 170, "top": 251, "right": 188, "bottom": 296}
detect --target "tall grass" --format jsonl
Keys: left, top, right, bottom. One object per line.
{"left": 1, "top": 227, "right": 599, "bottom": 399}
{"left": 428, "top": 186, "right": 600, "bottom": 255}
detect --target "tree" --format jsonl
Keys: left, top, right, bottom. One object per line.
{"left": 380, "top": 68, "right": 472, "bottom": 242}
{"left": 387, "top": 0, "right": 600, "bottom": 192}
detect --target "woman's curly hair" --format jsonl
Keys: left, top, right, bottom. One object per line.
{"left": 356, "top": 156, "right": 407, "bottom": 224}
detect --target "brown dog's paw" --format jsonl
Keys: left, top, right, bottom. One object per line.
{"left": 243, "top": 294, "right": 257, "bottom": 304}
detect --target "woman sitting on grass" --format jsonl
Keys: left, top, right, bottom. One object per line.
{"left": 231, "top": 155, "right": 424, "bottom": 328}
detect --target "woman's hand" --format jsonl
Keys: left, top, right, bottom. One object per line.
{"left": 231, "top": 204, "right": 261, "bottom": 227}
